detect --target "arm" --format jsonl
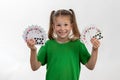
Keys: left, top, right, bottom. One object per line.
{"left": 27, "top": 39, "right": 41, "bottom": 71}
{"left": 85, "top": 48, "right": 98, "bottom": 70}
{"left": 30, "top": 49, "right": 41, "bottom": 71}
{"left": 85, "top": 38, "right": 100, "bottom": 70}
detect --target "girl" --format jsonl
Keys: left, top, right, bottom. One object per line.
{"left": 27, "top": 9, "right": 100, "bottom": 80}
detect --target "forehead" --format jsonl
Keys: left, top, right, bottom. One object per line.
{"left": 54, "top": 16, "right": 71, "bottom": 23}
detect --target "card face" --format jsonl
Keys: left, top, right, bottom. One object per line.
{"left": 22, "top": 25, "right": 47, "bottom": 45}
{"left": 81, "top": 25, "right": 103, "bottom": 45}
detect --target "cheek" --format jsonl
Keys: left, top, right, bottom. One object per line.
{"left": 67, "top": 27, "right": 72, "bottom": 31}
{"left": 53, "top": 28, "right": 59, "bottom": 33}
{"left": 54, "top": 27, "right": 60, "bottom": 31}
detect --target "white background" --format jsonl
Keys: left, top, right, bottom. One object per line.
{"left": 0, "top": 0, "right": 120, "bottom": 80}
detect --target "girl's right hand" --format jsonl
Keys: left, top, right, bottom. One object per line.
{"left": 26, "top": 39, "right": 37, "bottom": 51}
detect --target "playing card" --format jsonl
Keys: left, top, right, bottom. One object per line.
{"left": 22, "top": 25, "right": 47, "bottom": 45}
{"left": 81, "top": 25, "right": 103, "bottom": 45}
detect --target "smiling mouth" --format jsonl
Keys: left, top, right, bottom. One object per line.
{"left": 58, "top": 32, "right": 67, "bottom": 35}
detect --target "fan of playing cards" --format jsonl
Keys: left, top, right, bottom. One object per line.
{"left": 22, "top": 25, "right": 47, "bottom": 45}
{"left": 80, "top": 25, "right": 103, "bottom": 45}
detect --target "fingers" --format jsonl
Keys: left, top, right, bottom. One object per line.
{"left": 27, "top": 39, "right": 35, "bottom": 44}
{"left": 91, "top": 38, "right": 100, "bottom": 49}
{"left": 26, "top": 39, "right": 36, "bottom": 48}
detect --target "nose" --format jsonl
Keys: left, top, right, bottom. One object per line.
{"left": 60, "top": 25, "right": 65, "bottom": 30}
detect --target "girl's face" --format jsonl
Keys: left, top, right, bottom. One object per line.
{"left": 53, "top": 16, "right": 72, "bottom": 40}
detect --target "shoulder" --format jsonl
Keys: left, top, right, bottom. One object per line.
{"left": 44, "top": 39, "right": 55, "bottom": 45}
{"left": 72, "top": 39, "right": 84, "bottom": 45}
{"left": 40, "top": 39, "right": 54, "bottom": 48}
{"left": 71, "top": 39, "right": 86, "bottom": 48}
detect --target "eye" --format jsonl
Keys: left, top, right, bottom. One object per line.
{"left": 64, "top": 24, "right": 68, "bottom": 26}
{"left": 56, "top": 24, "right": 61, "bottom": 26}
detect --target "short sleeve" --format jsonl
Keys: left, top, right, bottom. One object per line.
{"left": 37, "top": 43, "right": 47, "bottom": 66}
{"left": 79, "top": 42, "right": 91, "bottom": 65}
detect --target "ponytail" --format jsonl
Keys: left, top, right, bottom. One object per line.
{"left": 69, "top": 9, "right": 80, "bottom": 40}
{"left": 48, "top": 10, "right": 55, "bottom": 39}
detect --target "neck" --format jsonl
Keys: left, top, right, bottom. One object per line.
{"left": 56, "top": 37, "right": 70, "bottom": 43}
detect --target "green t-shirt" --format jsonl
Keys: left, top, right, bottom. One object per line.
{"left": 37, "top": 39, "right": 91, "bottom": 80}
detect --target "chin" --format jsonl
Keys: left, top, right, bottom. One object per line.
{"left": 59, "top": 35, "right": 68, "bottom": 39}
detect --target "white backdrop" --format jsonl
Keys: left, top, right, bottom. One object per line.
{"left": 0, "top": 0, "right": 120, "bottom": 80}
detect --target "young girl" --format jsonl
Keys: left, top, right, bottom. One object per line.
{"left": 27, "top": 9, "right": 100, "bottom": 80}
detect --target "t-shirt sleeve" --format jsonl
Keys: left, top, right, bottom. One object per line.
{"left": 79, "top": 42, "right": 91, "bottom": 65}
{"left": 37, "top": 42, "right": 47, "bottom": 66}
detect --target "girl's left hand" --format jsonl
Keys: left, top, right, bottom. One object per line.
{"left": 91, "top": 38, "right": 100, "bottom": 49}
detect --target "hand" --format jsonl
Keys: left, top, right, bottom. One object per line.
{"left": 91, "top": 38, "right": 100, "bottom": 50}
{"left": 26, "top": 39, "right": 37, "bottom": 51}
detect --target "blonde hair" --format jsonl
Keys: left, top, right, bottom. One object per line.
{"left": 48, "top": 9, "right": 80, "bottom": 41}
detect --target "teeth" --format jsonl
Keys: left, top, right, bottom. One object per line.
{"left": 59, "top": 32, "right": 66, "bottom": 34}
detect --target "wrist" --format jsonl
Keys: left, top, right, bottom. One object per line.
{"left": 92, "top": 47, "right": 98, "bottom": 51}
{"left": 30, "top": 47, "right": 37, "bottom": 52}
